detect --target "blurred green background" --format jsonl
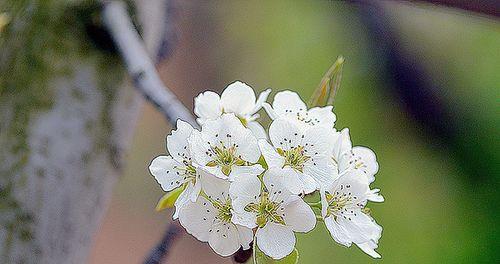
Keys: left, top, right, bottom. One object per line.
{"left": 89, "top": 1, "right": 500, "bottom": 263}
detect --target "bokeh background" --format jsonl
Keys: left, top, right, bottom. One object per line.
{"left": 88, "top": 1, "right": 500, "bottom": 263}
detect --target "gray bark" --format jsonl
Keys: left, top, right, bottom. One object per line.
{"left": 0, "top": 1, "right": 166, "bottom": 263}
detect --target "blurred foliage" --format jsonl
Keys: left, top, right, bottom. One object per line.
{"left": 208, "top": 1, "right": 498, "bottom": 263}
{"left": 80, "top": 1, "right": 498, "bottom": 263}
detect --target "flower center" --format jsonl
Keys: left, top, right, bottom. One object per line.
{"left": 184, "top": 164, "right": 197, "bottom": 179}
{"left": 214, "top": 201, "right": 233, "bottom": 223}
{"left": 244, "top": 192, "right": 285, "bottom": 227}
{"left": 326, "top": 192, "right": 352, "bottom": 217}
{"left": 206, "top": 144, "right": 246, "bottom": 176}
{"left": 173, "top": 163, "right": 197, "bottom": 184}
{"left": 325, "top": 184, "right": 361, "bottom": 220}
{"left": 278, "top": 146, "right": 310, "bottom": 172}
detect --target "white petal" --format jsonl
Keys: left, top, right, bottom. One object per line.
{"left": 230, "top": 176, "right": 261, "bottom": 228}
{"left": 149, "top": 156, "right": 185, "bottom": 192}
{"left": 283, "top": 199, "right": 316, "bottom": 233}
{"left": 356, "top": 241, "right": 381, "bottom": 258}
{"left": 208, "top": 221, "right": 241, "bottom": 256}
{"left": 282, "top": 167, "right": 304, "bottom": 194}
{"left": 365, "top": 218, "right": 383, "bottom": 243}
{"left": 200, "top": 171, "right": 230, "bottom": 202}
{"left": 201, "top": 166, "right": 228, "bottom": 180}
{"left": 332, "top": 128, "right": 352, "bottom": 161}
{"left": 167, "top": 120, "right": 194, "bottom": 163}
{"left": 320, "top": 189, "right": 328, "bottom": 217}
{"left": 271, "top": 91, "right": 307, "bottom": 118}
{"left": 233, "top": 125, "right": 261, "bottom": 163}
{"left": 337, "top": 211, "right": 379, "bottom": 244}
{"left": 173, "top": 181, "right": 196, "bottom": 219}
{"left": 247, "top": 121, "right": 267, "bottom": 140}
{"left": 262, "top": 102, "right": 277, "bottom": 120}
{"left": 194, "top": 91, "right": 222, "bottom": 124}
{"left": 303, "top": 156, "right": 336, "bottom": 190}
{"left": 220, "top": 81, "right": 256, "bottom": 115}
{"left": 237, "top": 225, "right": 254, "bottom": 250}
{"left": 263, "top": 168, "right": 294, "bottom": 200}
{"left": 302, "top": 125, "right": 336, "bottom": 155}
{"left": 256, "top": 223, "right": 296, "bottom": 260}
{"left": 229, "top": 164, "right": 264, "bottom": 182}
{"left": 258, "top": 139, "right": 284, "bottom": 168}
{"left": 367, "top": 188, "right": 384, "bottom": 202}
{"left": 301, "top": 173, "right": 318, "bottom": 194}
{"left": 307, "top": 106, "right": 336, "bottom": 128}
{"left": 269, "top": 118, "right": 304, "bottom": 151}
{"left": 231, "top": 199, "right": 258, "bottom": 229}
{"left": 352, "top": 146, "right": 379, "bottom": 183}
{"left": 199, "top": 114, "right": 241, "bottom": 146}
{"left": 190, "top": 176, "right": 202, "bottom": 202}
{"left": 179, "top": 197, "right": 216, "bottom": 242}
{"left": 188, "top": 130, "right": 212, "bottom": 167}
{"left": 229, "top": 174, "right": 262, "bottom": 202}
{"left": 330, "top": 170, "right": 370, "bottom": 205}
{"left": 201, "top": 114, "right": 260, "bottom": 163}
{"left": 251, "top": 88, "right": 272, "bottom": 114}
{"left": 324, "top": 216, "right": 352, "bottom": 247}
{"left": 281, "top": 167, "right": 315, "bottom": 195}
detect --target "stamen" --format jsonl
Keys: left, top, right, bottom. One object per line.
{"left": 206, "top": 143, "right": 247, "bottom": 176}
{"left": 278, "top": 146, "right": 310, "bottom": 172}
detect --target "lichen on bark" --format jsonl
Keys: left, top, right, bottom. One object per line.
{"left": 0, "top": 1, "right": 138, "bottom": 263}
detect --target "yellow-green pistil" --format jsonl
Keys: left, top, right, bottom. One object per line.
{"left": 206, "top": 144, "right": 247, "bottom": 176}
{"left": 244, "top": 192, "right": 285, "bottom": 228}
{"left": 325, "top": 188, "right": 359, "bottom": 221}
{"left": 184, "top": 163, "right": 197, "bottom": 178}
{"left": 214, "top": 200, "right": 233, "bottom": 223}
{"left": 170, "top": 162, "right": 197, "bottom": 187}
{"left": 202, "top": 191, "right": 233, "bottom": 223}
{"left": 277, "top": 146, "right": 310, "bottom": 172}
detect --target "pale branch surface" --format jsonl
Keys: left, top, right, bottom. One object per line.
{"left": 103, "top": 1, "right": 199, "bottom": 264}
{"left": 102, "top": 1, "right": 197, "bottom": 127}
{"left": 0, "top": 1, "right": 165, "bottom": 263}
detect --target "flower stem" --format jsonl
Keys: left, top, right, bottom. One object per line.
{"left": 307, "top": 201, "right": 322, "bottom": 209}
{"left": 252, "top": 237, "right": 257, "bottom": 264}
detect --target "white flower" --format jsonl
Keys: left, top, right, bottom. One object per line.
{"left": 189, "top": 114, "right": 264, "bottom": 181}
{"left": 230, "top": 168, "right": 316, "bottom": 259}
{"left": 331, "top": 128, "right": 383, "bottom": 202}
{"left": 194, "top": 81, "right": 271, "bottom": 138}
{"left": 320, "top": 170, "right": 383, "bottom": 258}
{"left": 149, "top": 120, "right": 201, "bottom": 219}
{"left": 258, "top": 118, "right": 336, "bottom": 194}
{"left": 263, "top": 90, "right": 336, "bottom": 128}
{"left": 179, "top": 173, "right": 253, "bottom": 257}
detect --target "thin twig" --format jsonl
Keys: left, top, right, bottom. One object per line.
{"left": 102, "top": 2, "right": 198, "bottom": 264}
{"left": 102, "top": 1, "right": 197, "bottom": 127}
{"left": 143, "top": 223, "right": 182, "bottom": 264}
{"left": 408, "top": 0, "right": 500, "bottom": 18}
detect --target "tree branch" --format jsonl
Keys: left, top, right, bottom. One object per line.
{"left": 102, "top": 1, "right": 197, "bottom": 127}
{"left": 143, "top": 223, "right": 182, "bottom": 264}
{"left": 397, "top": 0, "right": 500, "bottom": 18}
{"left": 102, "top": 1, "right": 200, "bottom": 264}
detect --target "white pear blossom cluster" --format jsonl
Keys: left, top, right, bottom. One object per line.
{"left": 149, "top": 81, "right": 384, "bottom": 260}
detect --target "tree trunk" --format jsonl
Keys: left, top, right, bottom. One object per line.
{"left": 0, "top": 1, "right": 165, "bottom": 263}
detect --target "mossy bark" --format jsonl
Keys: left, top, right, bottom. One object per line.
{"left": 0, "top": 1, "right": 165, "bottom": 263}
